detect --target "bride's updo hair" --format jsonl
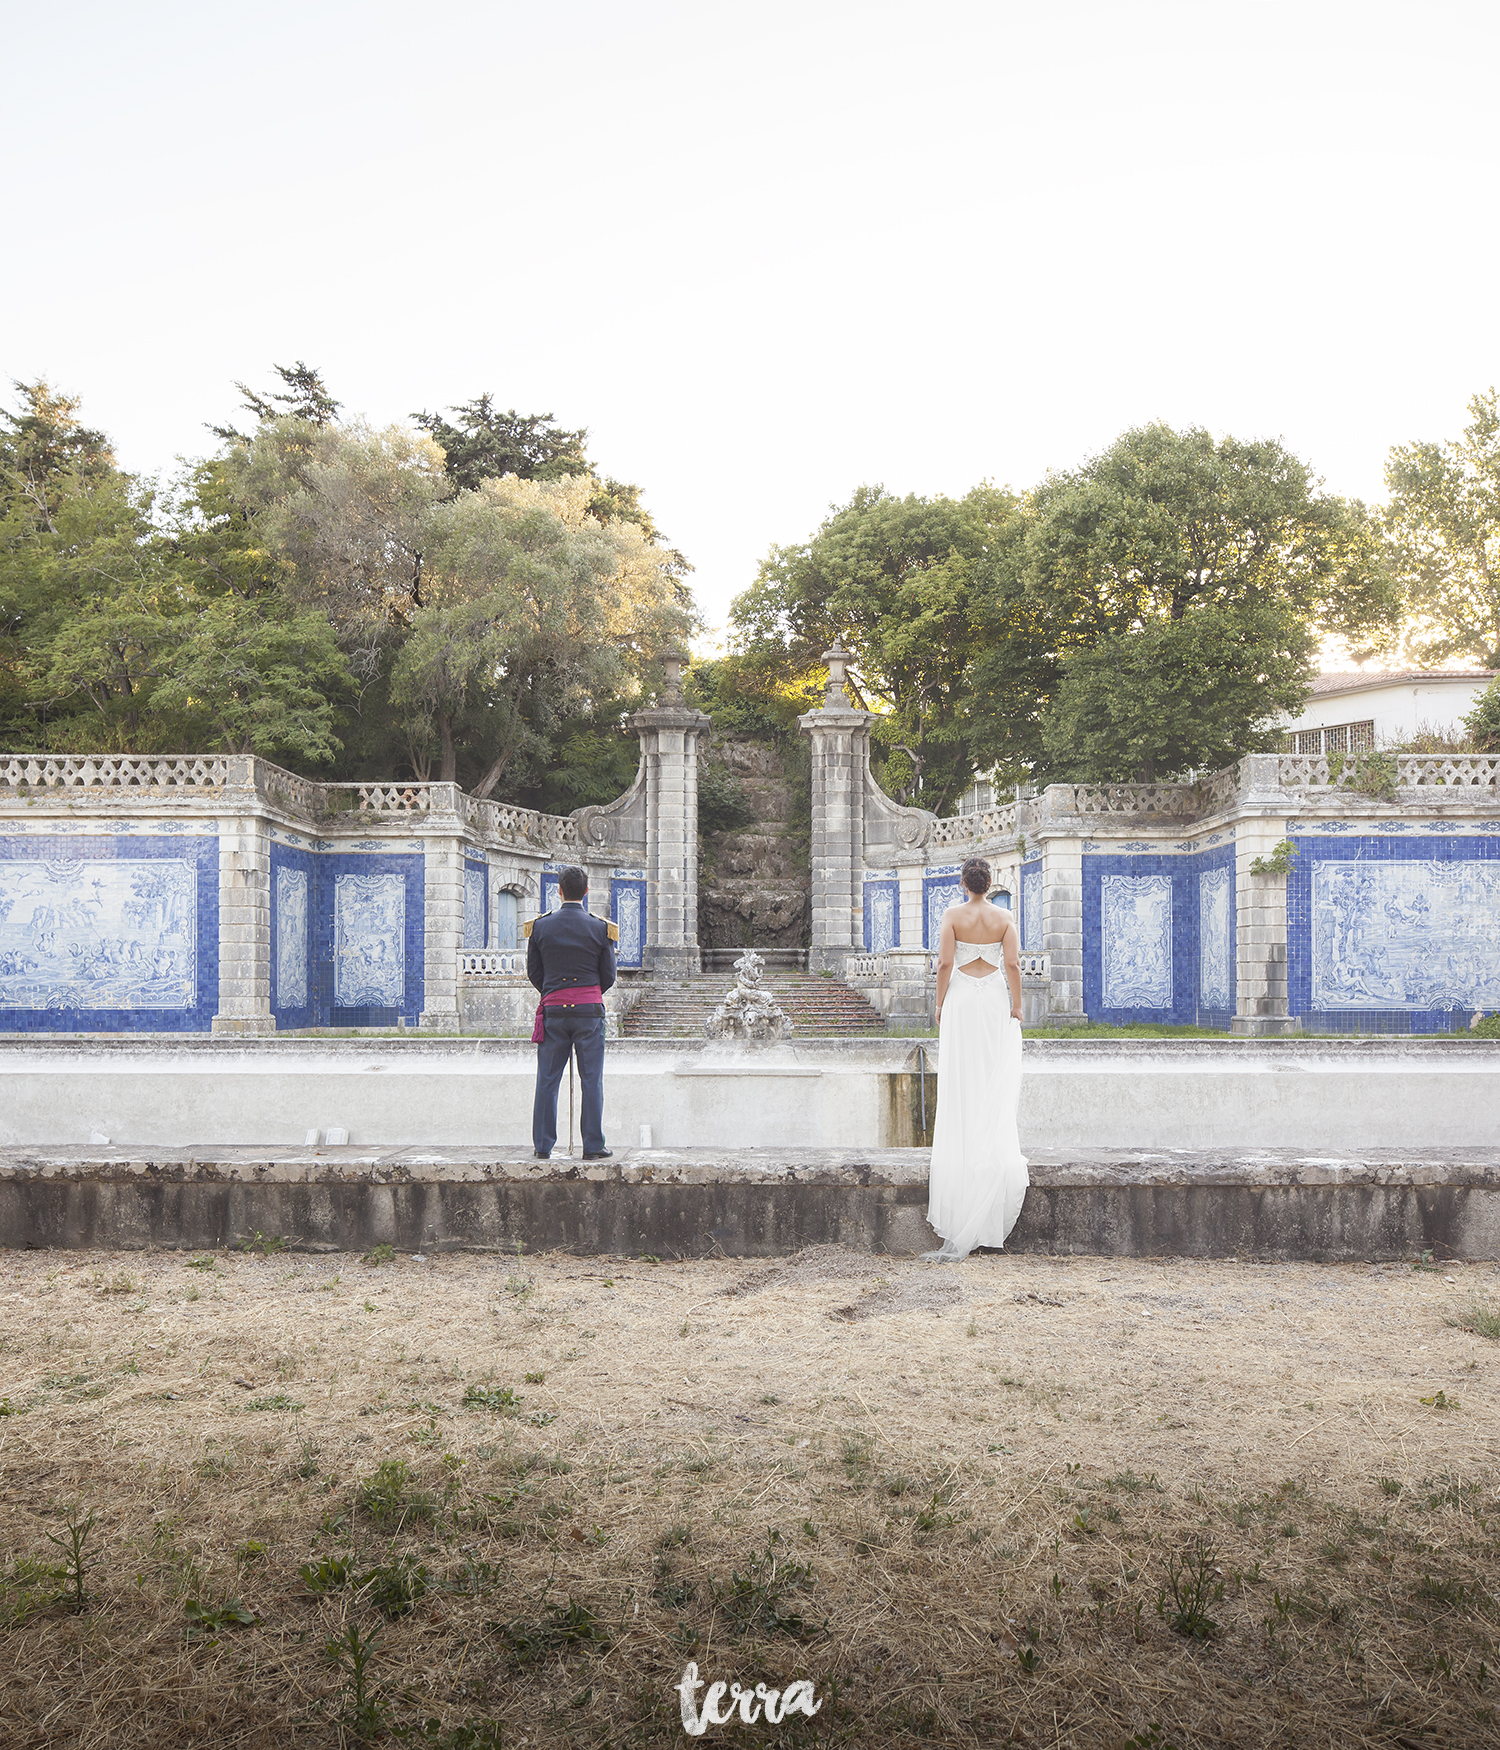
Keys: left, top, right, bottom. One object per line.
{"left": 961, "top": 857, "right": 991, "bottom": 896}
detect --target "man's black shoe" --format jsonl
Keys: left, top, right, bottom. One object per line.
{"left": 582, "top": 1148, "right": 613, "bottom": 1161}
{"left": 533, "top": 1149, "right": 551, "bottom": 1160}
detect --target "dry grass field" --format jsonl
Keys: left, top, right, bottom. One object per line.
{"left": 2, "top": 1241, "right": 1499, "bottom": 1749}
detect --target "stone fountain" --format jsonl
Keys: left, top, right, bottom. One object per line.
{"left": 703, "top": 949, "right": 795, "bottom": 1041}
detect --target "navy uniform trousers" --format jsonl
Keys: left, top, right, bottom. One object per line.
{"left": 532, "top": 1007, "right": 606, "bottom": 1157}
{"left": 527, "top": 899, "right": 616, "bottom": 1157}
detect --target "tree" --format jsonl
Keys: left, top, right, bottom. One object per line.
{"left": 1040, "top": 605, "right": 1315, "bottom": 783}
{"left": 1385, "top": 388, "right": 1500, "bottom": 669}
{"left": 975, "top": 423, "right": 1398, "bottom": 784}
{"left": 1463, "top": 680, "right": 1500, "bottom": 752}
{"left": 412, "top": 394, "right": 588, "bottom": 492}
{"left": 0, "top": 379, "right": 115, "bottom": 533}
{"left": 389, "top": 474, "right": 695, "bottom": 793}
{"left": 731, "top": 484, "right": 1019, "bottom": 813}
{"left": 1, "top": 380, "right": 118, "bottom": 739}
{"left": 1, "top": 384, "right": 351, "bottom": 762}
{"left": 413, "top": 393, "right": 684, "bottom": 562}
{"left": 209, "top": 361, "right": 341, "bottom": 443}
{"left": 228, "top": 416, "right": 448, "bottom": 681}
{"left": 146, "top": 594, "right": 348, "bottom": 759}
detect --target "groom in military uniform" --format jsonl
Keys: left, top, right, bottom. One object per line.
{"left": 524, "top": 866, "right": 618, "bottom": 1161}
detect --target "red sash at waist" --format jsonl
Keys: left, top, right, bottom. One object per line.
{"left": 532, "top": 986, "right": 605, "bottom": 1042}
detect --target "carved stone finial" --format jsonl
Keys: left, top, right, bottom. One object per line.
{"left": 821, "top": 645, "right": 853, "bottom": 707}
{"left": 659, "top": 650, "right": 689, "bottom": 703}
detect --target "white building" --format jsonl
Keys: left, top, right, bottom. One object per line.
{"left": 1280, "top": 669, "right": 1495, "bottom": 754}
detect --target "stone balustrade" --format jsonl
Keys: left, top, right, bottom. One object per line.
{"left": 927, "top": 802, "right": 1019, "bottom": 847}
{"left": 1277, "top": 753, "right": 1500, "bottom": 789}
{"left": 0, "top": 754, "right": 230, "bottom": 790}
{"left": 458, "top": 951, "right": 528, "bottom": 977}
{"left": 462, "top": 793, "right": 579, "bottom": 847}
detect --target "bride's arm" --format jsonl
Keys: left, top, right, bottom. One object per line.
{"left": 934, "top": 913, "right": 955, "bottom": 1022}
{"left": 1003, "top": 915, "right": 1023, "bottom": 1021}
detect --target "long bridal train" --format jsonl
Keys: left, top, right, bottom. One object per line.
{"left": 923, "top": 965, "right": 1029, "bottom": 1261}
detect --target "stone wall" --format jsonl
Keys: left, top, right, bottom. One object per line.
{"left": 831, "top": 748, "right": 1500, "bottom": 1035}
{"left": 0, "top": 755, "right": 651, "bottom": 1033}
{"left": 697, "top": 736, "right": 810, "bottom": 950}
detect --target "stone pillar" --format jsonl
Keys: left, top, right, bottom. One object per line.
{"left": 420, "top": 785, "right": 466, "bottom": 1029}
{"left": 883, "top": 946, "right": 937, "bottom": 1028}
{"left": 798, "top": 646, "right": 872, "bottom": 974}
{"left": 1040, "top": 832, "right": 1086, "bottom": 1021}
{"left": 1230, "top": 756, "right": 1299, "bottom": 1035}
{"left": 1034, "top": 786, "right": 1086, "bottom": 1023}
{"left": 631, "top": 651, "right": 711, "bottom": 975}
{"left": 213, "top": 773, "right": 275, "bottom": 1034}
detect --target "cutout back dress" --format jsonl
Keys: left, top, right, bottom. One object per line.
{"left": 925, "top": 937, "right": 1029, "bottom": 1258}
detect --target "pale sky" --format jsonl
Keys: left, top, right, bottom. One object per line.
{"left": 5, "top": 1, "right": 1498, "bottom": 642}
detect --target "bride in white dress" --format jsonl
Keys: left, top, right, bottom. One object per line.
{"left": 923, "top": 856, "right": 1029, "bottom": 1262}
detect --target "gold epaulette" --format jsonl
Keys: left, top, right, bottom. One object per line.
{"left": 521, "top": 917, "right": 535, "bottom": 939}
{"left": 606, "top": 921, "right": 620, "bottom": 942}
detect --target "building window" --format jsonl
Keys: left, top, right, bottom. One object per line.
{"left": 1286, "top": 720, "right": 1375, "bottom": 755}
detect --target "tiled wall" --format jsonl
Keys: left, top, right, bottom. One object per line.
{"left": 1020, "top": 858, "right": 1043, "bottom": 952}
{"left": 610, "top": 872, "right": 646, "bottom": 968}
{"left": 270, "top": 840, "right": 426, "bottom": 1028}
{"left": 1288, "top": 831, "right": 1500, "bottom": 1032}
{"left": 463, "top": 859, "right": 488, "bottom": 952}
{"left": 270, "top": 842, "right": 317, "bottom": 1029}
{"left": 0, "top": 830, "right": 219, "bottom": 1031}
{"left": 922, "top": 866, "right": 965, "bottom": 948}
{"left": 1082, "top": 842, "right": 1236, "bottom": 1027}
{"left": 862, "top": 878, "right": 899, "bottom": 951}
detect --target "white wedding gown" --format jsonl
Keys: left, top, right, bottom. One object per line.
{"left": 925, "top": 941, "right": 1029, "bottom": 1260}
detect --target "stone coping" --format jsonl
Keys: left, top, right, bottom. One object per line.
{"left": 0, "top": 1034, "right": 1496, "bottom": 1061}
{"left": 3, "top": 1144, "right": 1496, "bottom": 1190}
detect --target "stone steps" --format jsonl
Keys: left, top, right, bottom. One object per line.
{"left": 622, "top": 974, "right": 885, "bottom": 1037}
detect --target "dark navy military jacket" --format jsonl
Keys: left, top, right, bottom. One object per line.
{"left": 526, "top": 901, "right": 617, "bottom": 998}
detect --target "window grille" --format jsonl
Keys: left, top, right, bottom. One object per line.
{"left": 1285, "top": 720, "right": 1376, "bottom": 756}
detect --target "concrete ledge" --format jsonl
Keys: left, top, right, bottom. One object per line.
{"left": 0, "top": 1036, "right": 1497, "bottom": 1154}
{"left": 2, "top": 1146, "right": 1496, "bottom": 1262}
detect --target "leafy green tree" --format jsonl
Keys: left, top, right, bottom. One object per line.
{"left": 684, "top": 654, "right": 820, "bottom": 744}
{"left": 1, "top": 383, "right": 350, "bottom": 762}
{"left": 389, "top": 474, "right": 695, "bottom": 793}
{"left": 228, "top": 416, "right": 447, "bottom": 677}
{"left": 976, "top": 423, "right": 1398, "bottom": 783}
{"left": 146, "top": 595, "right": 348, "bottom": 758}
{"left": 0, "top": 379, "right": 115, "bottom": 530}
{"left": 525, "top": 713, "right": 643, "bottom": 815}
{"left": 731, "top": 484, "right": 1019, "bottom": 813}
{"left": 411, "top": 394, "right": 587, "bottom": 492}
{"left": 1385, "top": 388, "right": 1500, "bottom": 669}
{"left": 209, "top": 360, "right": 341, "bottom": 443}
{"left": 1040, "top": 605, "right": 1315, "bottom": 783}
{"left": 1462, "top": 680, "right": 1500, "bottom": 752}
{"left": 413, "top": 393, "right": 685, "bottom": 569}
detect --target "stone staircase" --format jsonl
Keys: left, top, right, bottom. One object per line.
{"left": 620, "top": 971, "right": 886, "bottom": 1038}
